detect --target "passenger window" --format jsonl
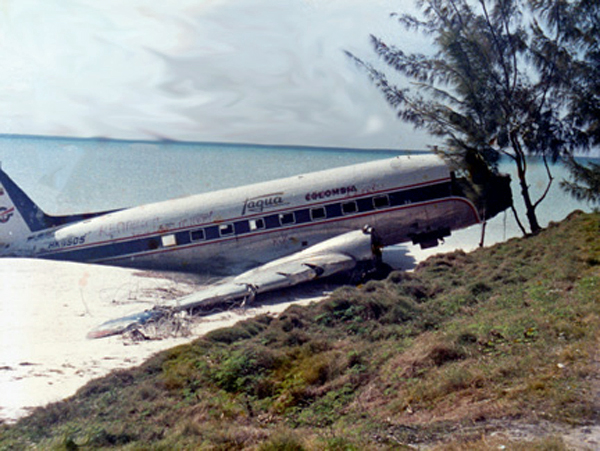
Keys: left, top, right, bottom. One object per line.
{"left": 161, "top": 234, "right": 177, "bottom": 247}
{"left": 279, "top": 212, "right": 295, "bottom": 225}
{"left": 249, "top": 218, "right": 265, "bottom": 231}
{"left": 373, "top": 195, "right": 390, "bottom": 209}
{"left": 342, "top": 201, "right": 358, "bottom": 215}
{"left": 219, "top": 224, "right": 234, "bottom": 236}
{"left": 310, "top": 207, "right": 326, "bottom": 220}
{"left": 190, "top": 229, "right": 205, "bottom": 241}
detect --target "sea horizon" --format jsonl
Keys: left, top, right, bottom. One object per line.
{"left": 0, "top": 133, "right": 596, "bottom": 230}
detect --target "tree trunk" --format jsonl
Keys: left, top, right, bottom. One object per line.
{"left": 511, "top": 132, "right": 542, "bottom": 235}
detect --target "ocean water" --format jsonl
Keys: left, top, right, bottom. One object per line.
{"left": 0, "top": 135, "right": 404, "bottom": 214}
{"left": 0, "top": 134, "right": 596, "bottom": 238}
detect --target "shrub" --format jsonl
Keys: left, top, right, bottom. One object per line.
{"left": 210, "top": 346, "right": 278, "bottom": 395}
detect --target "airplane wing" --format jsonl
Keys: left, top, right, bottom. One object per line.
{"left": 87, "top": 227, "right": 380, "bottom": 339}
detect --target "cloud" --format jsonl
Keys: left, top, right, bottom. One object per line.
{"left": 0, "top": 0, "right": 432, "bottom": 149}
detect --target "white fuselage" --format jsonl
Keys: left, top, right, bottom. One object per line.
{"left": 9, "top": 155, "right": 480, "bottom": 274}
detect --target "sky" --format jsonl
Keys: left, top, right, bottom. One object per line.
{"left": 0, "top": 0, "right": 435, "bottom": 150}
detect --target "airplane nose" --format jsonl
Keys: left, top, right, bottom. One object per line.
{"left": 451, "top": 171, "right": 513, "bottom": 221}
{"left": 481, "top": 173, "right": 513, "bottom": 220}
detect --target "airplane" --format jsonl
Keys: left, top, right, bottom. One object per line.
{"left": 0, "top": 154, "right": 512, "bottom": 338}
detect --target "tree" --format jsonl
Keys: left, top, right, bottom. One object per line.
{"left": 561, "top": 157, "right": 600, "bottom": 203}
{"left": 347, "top": 0, "right": 590, "bottom": 234}
{"left": 530, "top": 0, "right": 600, "bottom": 204}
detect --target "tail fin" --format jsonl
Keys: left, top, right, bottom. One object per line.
{"left": 0, "top": 166, "right": 119, "bottom": 247}
{"left": 0, "top": 166, "right": 59, "bottom": 234}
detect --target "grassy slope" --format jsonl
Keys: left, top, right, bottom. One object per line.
{"left": 1, "top": 211, "right": 599, "bottom": 450}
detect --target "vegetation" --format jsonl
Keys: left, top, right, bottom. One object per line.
{"left": 0, "top": 211, "right": 599, "bottom": 449}
{"left": 562, "top": 157, "right": 600, "bottom": 204}
{"left": 532, "top": 0, "right": 600, "bottom": 205}
{"left": 347, "top": 0, "right": 600, "bottom": 233}
{"left": 531, "top": 0, "right": 600, "bottom": 147}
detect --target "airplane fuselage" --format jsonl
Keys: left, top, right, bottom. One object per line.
{"left": 1, "top": 155, "right": 507, "bottom": 275}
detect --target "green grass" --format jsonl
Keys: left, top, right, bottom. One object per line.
{"left": 1, "top": 211, "right": 599, "bottom": 450}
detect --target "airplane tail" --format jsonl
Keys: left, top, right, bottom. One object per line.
{"left": 0, "top": 166, "right": 119, "bottom": 250}
{"left": 0, "top": 166, "right": 58, "bottom": 248}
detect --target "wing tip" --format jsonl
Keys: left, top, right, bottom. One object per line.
{"left": 87, "top": 310, "right": 160, "bottom": 339}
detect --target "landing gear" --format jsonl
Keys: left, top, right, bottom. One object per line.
{"left": 355, "top": 260, "right": 393, "bottom": 282}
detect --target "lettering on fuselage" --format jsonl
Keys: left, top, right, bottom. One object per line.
{"left": 242, "top": 193, "right": 287, "bottom": 215}
{"left": 46, "top": 235, "right": 87, "bottom": 250}
{"left": 98, "top": 217, "right": 161, "bottom": 237}
{"left": 305, "top": 185, "right": 357, "bottom": 202}
{"left": 177, "top": 211, "right": 214, "bottom": 229}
